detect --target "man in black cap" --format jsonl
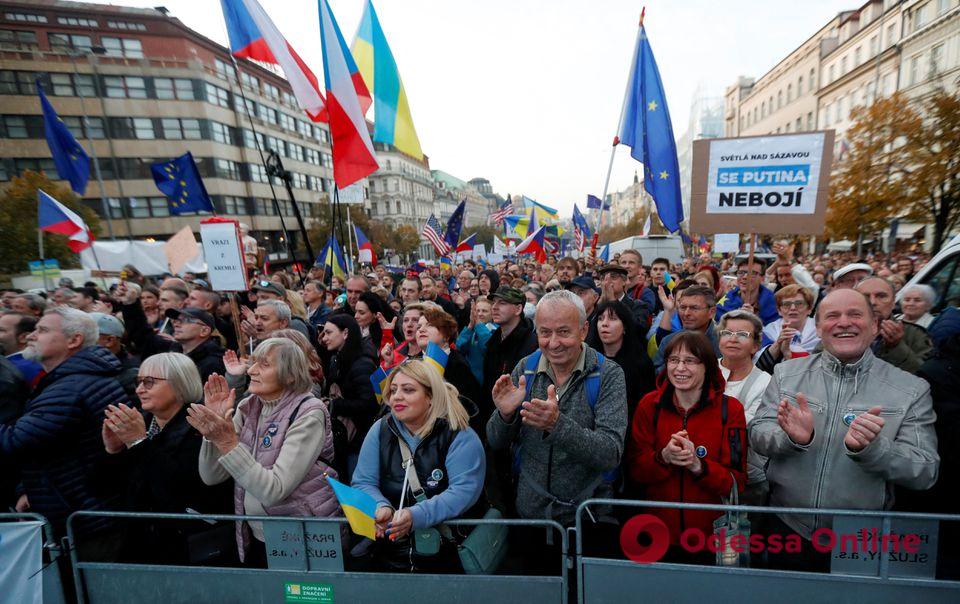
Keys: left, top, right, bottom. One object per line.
{"left": 250, "top": 280, "right": 314, "bottom": 341}
{"left": 165, "top": 307, "right": 226, "bottom": 382}
{"left": 596, "top": 264, "right": 650, "bottom": 330}
{"left": 481, "top": 286, "right": 539, "bottom": 427}
{"left": 565, "top": 275, "right": 600, "bottom": 323}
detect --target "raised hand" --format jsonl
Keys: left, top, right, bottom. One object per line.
{"left": 376, "top": 312, "right": 397, "bottom": 331}
{"left": 187, "top": 403, "right": 238, "bottom": 454}
{"left": 658, "top": 285, "right": 675, "bottom": 313}
{"left": 777, "top": 392, "right": 815, "bottom": 445}
{"left": 492, "top": 374, "right": 527, "bottom": 420}
{"left": 101, "top": 418, "right": 125, "bottom": 454}
{"left": 380, "top": 343, "right": 394, "bottom": 367}
{"left": 203, "top": 373, "right": 236, "bottom": 417}
{"left": 104, "top": 403, "right": 147, "bottom": 447}
{"left": 879, "top": 320, "right": 904, "bottom": 348}
{"left": 223, "top": 350, "right": 249, "bottom": 377}
{"left": 844, "top": 406, "right": 885, "bottom": 452}
{"left": 521, "top": 384, "right": 560, "bottom": 431}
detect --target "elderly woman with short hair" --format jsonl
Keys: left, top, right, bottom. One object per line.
{"left": 898, "top": 284, "right": 936, "bottom": 329}
{"left": 102, "top": 352, "right": 234, "bottom": 565}
{"left": 193, "top": 338, "right": 338, "bottom": 567}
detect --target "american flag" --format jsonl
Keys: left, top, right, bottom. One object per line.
{"left": 574, "top": 227, "right": 586, "bottom": 252}
{"left": 422, "top": 214, "right": 452, "bottom": 255}
{"left": 489, "top": 197, "right": 513, "bottom": 225}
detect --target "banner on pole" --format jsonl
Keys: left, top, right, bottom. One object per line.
{"left": 472, "top": 243, "right": 487, "bottom": 261}
{"left": 338, "top": 182, "right": 365, "bottom": 204}
{"left": 200, "top": 218, "right": 249, "bottom": 291}
{"left": 0, "top": 521, "right": 44, "bottom": 604}
{"left": 713, "top": 233, "right": 740, "bottom": 254}
{"left": 690, "top": 131, "right": 834, "bottom": 234}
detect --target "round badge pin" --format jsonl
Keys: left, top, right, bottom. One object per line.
{"left": 261, "top": 435, "right": 272, "bottom": 448}
{"left": 842, "top": 413, "right": 856, "bottom": 426}
{"left": 695, "top": 445, "right": 707, "bottom": 459}
{"left": 431, "top": 468, "right": 444, "bottom": 481}
{"left": 266, "top": 423, "right": 279, "bottom": 435}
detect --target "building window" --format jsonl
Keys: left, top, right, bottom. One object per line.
{"left": 316, "top": 128, "right": 329, "bottom": 144}
{"left": 886, "top": 24, "right": 896, "bottom": 47}
{"left": 133, "top": 117, "right": 155, "bottom": 139}
{"left": 909, "top": 54, "right": 921, "bottom": 85}
{"left": 840, "top": 56, "right": 848, "bottom": 75}
{"left": 57, "top": 16, "right": 97, "bottom": 27}
{"left": 320, "top": 152, "right": 333, "bottom": 169}
{"left": 777, "top": 90, "right": 782, "bottom": 109}
{"left": 854, "top": 47, "right": 862, "bottom": 67}
{"left": 809, "top": 68, "right": 816, "bottom": 91}
{"left": 279, "top": 112, "right": 297, "bottom": 132}
{"left": 214, "top": 58, "right": 231, "bottom": 79}
{"left": 106, "top": 21, "right": 146, "bottom": 31}
{"left": 49, "top": 72, "right": 95, "bottom": 97}
{"left": 797, "top": 75, "right": 803, "bottom": 95}
{"left": 869, "top": 35, "right": 879, "bottom": 57}
{"left": 160, "top": 118, "right": 201, "bottom": 140}
{"left": 205, "top": 82, "right": 230, "bottom": 108}
{"left": 210, "top": 121, "right": 232, "bottom": 145}
{"left": 256, "top": 199, "right": 276, "bottom": 215}
{"left": 215, "top": 159, "right": 241, "bottom": 180}
{"left": 787, "top": 84, "right": 792, "bottom": 102}
{"left": 265, "top": 135, "right": 285, "bottom": 157}
{"left": 104, "top": 75, "right": 146, "bottom": 98}
{"left": 288, "top": 142, "right": 304, "bottom": 162}
{"left": 149, "top": 197, "right": 170, "bottom": 217}
{"left": 102, "top": 37, "right": 143, "bottom": 59}
{"left": 939, "top": 0, "right": 952, "bottom": 13}
{"left": 260, "top": 106, "right": 278, "bottom": 124}
{"left": 262, "top": 82, "right": 279, "bottom": 100}
{"left": 0, "top": 29, "right": 38, "bottom": 49}
{"left": 2, "top": 115, "right": 27, "bottom": 137}
{"left": 828, "top": 65, "right": 835, "bottom": 83}
{"left": 220, "top": 195, "right": 244, "bottom": 215}
{"left": 48, "top": 32, "right": 92, "bottom": 52}
{"left": 807, "top": 112, "right": 813, "bottom": 130}
{"left": 4, "top": 13, "right": 47, "bottom": 24}
{"left": 823, "top": 104, "right": 831, "bottom": 127}
{"left": 128, "top": 196, "right": 150, "bottom": 218}
{"left": 154, "top": 77, "right": 194, "bottom": 100}
{"left": 61, "top": 115, "right": 104, "bottom": 139}
{"left": 239, "top": 71, "right": 259, "bottom": 91}
{"left": 795, "top": 117, "right": 802, "bottom": 132}
{"left": 931, "top": 43, "right": 944, "bottom": 75}
{"left": 248, "top": 163, "right": 269, "bottom": 183}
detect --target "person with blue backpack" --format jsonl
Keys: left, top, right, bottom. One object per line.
{"left": 487, "top": 290, "right": 627, "bottom": 571}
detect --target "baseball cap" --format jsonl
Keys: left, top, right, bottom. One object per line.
{"left": 253, "top": 280, "right": 286, "bottom": 297}
{"left": 833, "top": 263, "right": 874, "bottom": 283}
{"left": 89, "top": 312, "right": 124, "bottom": 337}
{"left": 565, "top": 275, "right": 600, "bottom": 295}
{"left": 165, "top": 307, "right": 216, "bottom": 330}
{"left": 488, "top": 286, "right": 525, "bottom": 305}
{"left": 596, "top": 263, "right": 628, "bottom": 277}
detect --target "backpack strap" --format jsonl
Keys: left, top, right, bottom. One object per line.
{"left": 522, "top": 350, "right": 542, "bottom": 402}
{"left": 583, "top": 353, "right": 605, "bottom": 412}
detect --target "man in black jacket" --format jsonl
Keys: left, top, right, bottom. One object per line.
{"left": 0, "top": 307, "right": 127, "bottom": 540}
{"left": 481, "top": 286, "right": 539, "bottom": 417}
{"left": 165, "top": 308, "right": 226, "bottom": 382}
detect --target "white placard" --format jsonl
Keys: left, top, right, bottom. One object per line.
{"left": 358, "top": 248, "right": 373, "bottom": 263}
{"left": 705, "top": 133, "right": 825, "bottom": 215}
{"left": 473, "top": 243, "right": 487, "bottom": 261}
{"left": 338, "top": 182, "right": 365, "bottom": 204}
{"left": 200, "top": 220, "right": 248, "bottom": 291}
{"left": 713, "top": 233, "right": 740, "bottom": 254}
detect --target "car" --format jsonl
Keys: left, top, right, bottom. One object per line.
{"left": 898, "top": 234, "right": 960, "bottom": 315}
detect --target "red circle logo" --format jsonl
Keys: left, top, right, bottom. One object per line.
{"left": 620, "top": 514, "right": 670, "bottom": 564}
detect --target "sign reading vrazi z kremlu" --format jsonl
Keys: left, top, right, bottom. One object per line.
{"left": 690, "top": 130, "right": 835, "bottom": 235}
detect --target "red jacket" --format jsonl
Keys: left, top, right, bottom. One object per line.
{"left": 626, "top": 371, "right": 747, "bottom": 543}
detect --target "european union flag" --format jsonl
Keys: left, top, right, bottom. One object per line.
{"left": 585, "top": 194, "right": 610, "bottom": 211}
{"left": 617, "top": 15, "right": 683, "bottom": 233}
{"left": 150, "top": 152, "right": 214, "bottom": 215}
{"left": 443, "top": 199, "right": 466, "bottom": 251}
{"left": 37, "top": 80, "right": 90, "bottom": 194}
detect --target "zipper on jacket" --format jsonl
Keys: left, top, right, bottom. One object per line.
{"left": 813, "top": 364, "right": 845, "bottom": 525}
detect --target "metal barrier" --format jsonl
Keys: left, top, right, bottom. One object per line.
{"left": 67, "top": 510, "right": 568, "bottom": 604}
{"left": 575, "top": 499, "right": 960, "bottom": 604}
{"left": 0, "top": 512, "right": 68, "bottom": 604}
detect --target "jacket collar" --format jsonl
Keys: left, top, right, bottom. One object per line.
{"left": 820, "top": 346, "right": 875, "bottom": 376}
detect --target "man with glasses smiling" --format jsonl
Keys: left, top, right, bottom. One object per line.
{"left": 717, "top": 258, "right": 779, "bottom": 325}
{"left": 652, "top": 285, "right": 720, "bottom": 373}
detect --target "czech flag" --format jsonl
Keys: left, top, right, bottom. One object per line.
{"left": 38, "top": 189, "right": 93, "bottom": 253}
{"left": 424, "top": 342, "right": 449, "bottom": 377}
{"left": 354, "top": 225, "right": 376, "bottom": 266}
{"left": 318, "top": 0, "right": 379, "bottom": 188}
{"left": 327, "top": 476, "right": 377, "bottom": 540}
{"left": 456, "top": 233, "right": 477, "bottom": 253}
{"left": 516, "top": 225, "right": 547, "bottom": 263}
{"left": 220, "top": 0, "right": 330, "bottom": 122}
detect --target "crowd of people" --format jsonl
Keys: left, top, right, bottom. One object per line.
{"left": 0, "top": 239, "right": 956, "bottom": 578}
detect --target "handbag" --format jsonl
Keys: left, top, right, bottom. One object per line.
{"left": 396, "top": 436, "right": 508, "bottom": 574}
{"left": 713, "top": 473, "right": 750, "bottom": 567}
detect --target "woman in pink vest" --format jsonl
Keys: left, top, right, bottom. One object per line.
{"left": 190, "top": 338, "right": 338, "bottom": 567}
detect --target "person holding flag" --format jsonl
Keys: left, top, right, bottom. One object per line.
{"left": 350, "top": 359, "right": 486, "bottom": 573}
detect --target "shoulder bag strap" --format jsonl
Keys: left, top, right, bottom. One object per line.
{"left": 396, "top": 434, "right": 454, "bottom": 540}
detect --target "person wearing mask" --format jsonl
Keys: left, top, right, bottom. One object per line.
{"left": 717, "top": 258, "right": 779, "bottom": 325}
{"left": 749, "top": 288, "right": 939, "bottom": 572}
{"left": 0, "top": 311, "right": 43, "bottom": 387}
{"left": 194, "top": 339, "right": 339, "bottom": 566}
{"left": 586, "top": 300, "right": 656, "bottom": 422}
{"left": 855, "top": 277, "right": 931, "bottom": 374}
{"left": 626, "top": 330, "right": 747, "bottom": 561}
{"left": 352, "top": 360, "right": 486, "bottom": 572}
{"left": 653, "top": 285, "right": 720, "bottom": 373}
{"left": 102, "top": 353, "right": 234, "bottom": 565}
{"left": 897, "top": 284, "right": 936, "bottom": 329}
{"left": 320, "top": 314, "right": 379, "bottom": 477}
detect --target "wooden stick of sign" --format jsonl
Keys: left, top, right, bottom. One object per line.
{"left": 747, "top": 231, "right": 757, "bottom": 272}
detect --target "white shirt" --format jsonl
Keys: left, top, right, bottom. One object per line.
{"left": 720, "top": 363, "right": 771, "bottom": 423}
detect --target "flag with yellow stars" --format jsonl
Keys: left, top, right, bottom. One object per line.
{"left": 37, "top": 80, "right": 90, "bottom": 194}
{"left": 150, "top": 151, "right": 215, "bottom": 215}
{"left": 616, "top": 12, "right": 683, "bottom": 233}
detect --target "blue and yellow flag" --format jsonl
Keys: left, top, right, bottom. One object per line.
{"left": 327, "top": 476, "right": 378, "bottom": 540}
{"left": 37, "top": 80, "right": 90, "bottom": 194}
{"left": 316, "top": 234, "right": 348, "bottom": 279}
{"left": 370, "top": 365, "right": 390, "bottom": 404}
{"left": 351, "top": 0, "right": 423, "bottom": 159}
{"left": 664, "top": 271, "right": 676, "bottom": 291}
{"left": 521, "top": 196, "right": 559, "bottom": 221}
{"left": 424, "top": 341, "right": 448, "bottom": 377}
{"left": 151, "top": 152, "right": 214, "bottom": 215}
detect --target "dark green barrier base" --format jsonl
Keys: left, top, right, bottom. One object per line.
{"left": 77, "top": 563, "right": 564, "bottom": 604}
{"left": 579, "top": 557, "right": 960, "bottom": 604}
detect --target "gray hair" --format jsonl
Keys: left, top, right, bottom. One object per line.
{"left": 43, "top": 306, "right": 98, "bottom": 348}
{"left": 901, "top": 283, "right": 936, "bottom": 306}
{"left": 252, "top": 338, "right": 313, "bottom": 394}
{"left": 522, "top": 283, "right": 545, "bottom": 303}
{"left": 139, "top": 352, "right": 202, "bottom": 404}
{"left": 536, "top": 290, "right": 586, "bottom": 324}
{"left": 258, "top": 299, "right": 291, "bottom": 323}
{"left": 17, "top": 293, "right": 48, "bottom": 314}
{"left": 718, "top": 310, "right": 764, "bottom": 345}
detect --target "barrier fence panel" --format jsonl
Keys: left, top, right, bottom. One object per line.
{"left": 67, "top": 511, "right": 568, "bottom": 604}
{"left": 0, "top": 512, "right": 67, "bottom": 604}
{"left": 575, "top": 499, "right": 960, "bottom": 604}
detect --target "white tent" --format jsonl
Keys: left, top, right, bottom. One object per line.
{"left": 826, "top": 240, "right": 854, "bottom": 252}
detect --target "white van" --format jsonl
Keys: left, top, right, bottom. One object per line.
{"left": 606, "top": 235, "right": 686, "bottom": 265}
{"left": 898, "top": 234, "right": 960, "bottom": 314}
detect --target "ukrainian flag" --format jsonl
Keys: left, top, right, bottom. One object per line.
{"left": 664, "top": 271, "right": 676, "bottom": 291}
{"left": 521, "top": 196, "right": 559, "bottom": 221}
{"left": 327, "top": 476, "right": 378, "bottom": 540}
{"left": 351, "top": 0, "right": 423, "bottom": 159}
{"left": 370, "top": 365, "right": 390, "bottom": 404}
{"left": 317, "top": 234, "right": 347, "bottom": 278}
{"left": 424, "top": 342, "right": 448, "bottom": 376}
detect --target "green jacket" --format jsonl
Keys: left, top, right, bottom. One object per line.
{"left": 874, "top": 321, "right": 932, "bottom": 374}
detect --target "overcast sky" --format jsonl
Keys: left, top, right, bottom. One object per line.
{"left": 92, "top": 0, "right": 854, "bottom": 214}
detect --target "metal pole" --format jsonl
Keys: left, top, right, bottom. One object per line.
{"left": 265, "top": 149, "right": 315, "bottom": 275}
{"left": 37, "top": 226, "right": 51, "bottom": 292}
{"left": 67, "top": 51, "right": 114, "bottom": 240}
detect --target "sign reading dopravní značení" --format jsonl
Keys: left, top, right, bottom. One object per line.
{"left": 690, "top": 130, "right": 834, "bottom": 235}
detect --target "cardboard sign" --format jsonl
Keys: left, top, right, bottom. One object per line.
{"left": 164, "top": 226, "right": 200, "bottom": 275}
{"left": 264, "top": 520, "right": 344, "bottom": 572}
{"left": 713, "top": 234, "right": 740, "bottom": 254}
{"left": 690, "top": 130, "right": 834, "bottom": 234}
{"left": 200, "top": 219, "right": 248, "bottom": 291}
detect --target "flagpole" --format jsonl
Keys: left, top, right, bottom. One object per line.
{"left": 37, "top": 227, "right": 52, "bottom": 293}
{"left": 346, "top": 205, "right": 355, "bottom": 274}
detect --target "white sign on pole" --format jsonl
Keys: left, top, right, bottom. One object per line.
{"left": 713, "top": 233, "right": 741, "bottom": 254}
{"left": 338, "top": 182, "right": 365, "bottom": 204}
{"left": 200, "top": 220, "right": 248, "bottom": 291}
{"left": 358, "top": 248, "right": 373, "bottom": 264}
{"left": 473, "top": 243, "right": 487, "bottom": 261}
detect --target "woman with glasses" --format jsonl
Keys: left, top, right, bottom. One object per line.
{"left": 758, "top": 285, "right": 819, "bottom": 373}
{"left": 626, "top": 331, "right": 747, "bottom": 561}
{"left": 102, "top": 353, "right": 234, "bottom": 565}
{"left": 193, "top": 338, "right": 339, "bottom": 567}
{"left": 351, "top": 360, "right": 486, "bottom": 573}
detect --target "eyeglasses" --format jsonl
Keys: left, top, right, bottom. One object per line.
{"left": 779, "top": 300, "right": 808, "bottom": 309}
{"left": 719, "top": 329, "right": 753, "bottom": 340}
{"left": 135, "top": 376, "right": 167, "bottom": 389}
{"left": 678, "top": 305, "right": 709, "bottom": 313}
{"left": 736, "top": 270, "right": 763, "bottom": 277}
{"left": 667, "top": 356, "right": 702, "bottom": 367}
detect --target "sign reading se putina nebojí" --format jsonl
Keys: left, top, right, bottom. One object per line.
{"left": 689, "top": 130, "right": 835, "bottom": 235}
{"left": 200, "top": 217, "right": 249, "bottom": 291}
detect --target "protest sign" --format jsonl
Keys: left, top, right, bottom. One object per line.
{"left": 338, "top": 182, "right": 365, "bottom": 204}
{"left": 473, "top": 243, "right": 487, "bottom": 261}
{"left": 200, "top": 218, "right": 248, "bottom": 291}
{"left": 165, "top": 226, "right": 200, "bottom": 275}
{"left": 713, "top": 233, "right": 740, "bottom": 254}
{"left": 690, "top": 131, "right": 834, "bottom": 234}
